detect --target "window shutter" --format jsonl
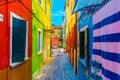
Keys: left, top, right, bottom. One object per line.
{"left": 80, "top": 31, "right": 85, "bottom": 59}
{"left": 12, "top": 17, "right": 27, "bottom": 63}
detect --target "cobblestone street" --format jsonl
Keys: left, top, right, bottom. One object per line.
{"left": 35, "top": 49, "right": 78, "bottom": 80}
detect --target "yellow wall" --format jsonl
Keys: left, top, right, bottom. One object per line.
{"left": 41, "top": 0, "right": 52, "bottom": 61}
{"left": 66, "top": 0, "right": 76, "bottom": 37}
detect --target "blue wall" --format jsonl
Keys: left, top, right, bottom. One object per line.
{"left": 78, "top": 59, "right": 87, "bottom": 80}
{"left": 77, "top": 12, "right": 93, "bottom": 80}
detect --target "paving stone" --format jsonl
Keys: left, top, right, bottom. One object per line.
{"left": 34, "top": 49, "right": 78, "bottom": 80}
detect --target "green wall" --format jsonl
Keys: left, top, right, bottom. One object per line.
{"left": 32, "top": 0, "right": 52, "bottom": 79}
{"left": 32, "top": 18, "right": 44, "bottom": 79}
{"left": 32, "top": 0, "right": 44, "bottom": 78}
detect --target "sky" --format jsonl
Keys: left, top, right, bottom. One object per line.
{"left": 52, "top": 0, "right": 66, "bottom": 26}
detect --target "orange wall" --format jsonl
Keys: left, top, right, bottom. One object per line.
{"left": 52, "top": 37, "right": 59, "bottom": 48}
{"left": 8, "top": 0, "right": 32, "bottom": 57}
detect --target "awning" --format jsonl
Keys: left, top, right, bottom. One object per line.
{"left": 72, "top": 0, "right": 105, "bottom": 13}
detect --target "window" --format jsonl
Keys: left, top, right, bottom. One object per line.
{"left": 38, "top": 30, "right": 43, "bottom": 54}
{"left": 80, "top": 31, "right": 85, "bottom": 59}
{"left": 39, "top": 0, "right": 42, "bottom": 6}
{"left": 79, "top": 26, "right": 89, "bottom": 67}
{"left": 45, "top": 0, "right": 48, "bottom": 14}
{"left": 0, "top": 13, "right": 3, "bottom": 22}
{"left": 10, "top": 12, "right": 28, "bottom": 67}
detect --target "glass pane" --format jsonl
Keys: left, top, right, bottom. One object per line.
{"left": 12, "top": 17, "right": 27, "bottom": 63}
{"left": 38, "top": 32, "right": 42, "bottom": 52}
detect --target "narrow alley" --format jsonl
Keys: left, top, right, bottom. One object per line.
{"left": 0, "top": 0, "right": 120, "bottom": 80}
{"left": 35, "top": 49, "right": 78, "bottom": 80}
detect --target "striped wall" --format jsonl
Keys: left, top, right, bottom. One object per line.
{"left": 91, "top": 0, "right": 120, "bottom": 80}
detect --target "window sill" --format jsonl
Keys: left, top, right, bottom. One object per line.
{"left": 79, "top": 59, "right": 89, "bottom": 76}
{"left": 25, "top": 57, "right": 29, "bottom": 61}
{"left": 10, "top": 57, "right": 29, "bottom": 69}
{"left": 79, "top": 59, "right": 87, "bottom": 68}
{"left": 10, "top": 62, "right": 22, "bottom": 69}
{"left": 38, "top": 51, "right": 43, "bottom": 55}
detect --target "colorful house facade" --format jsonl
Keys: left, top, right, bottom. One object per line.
{"left": 0, "top": 0, "right": 32, "bottom": 80}
{"left": 77, "top": 11, "right": 93, "bottom": 80}
{"left": 52, "top": 26, "right": 63, "bottom": 48}
{"left": 70, "top": 0, "right": 120, "bottom": 80}
{"left": 32, "top": 0, "right": 52, "bottom": 79}
{"left": 91, "top": 0, "right": 120, "bottom": 79}
{"left": 62, "top": 26, "right": 67, "bottom": 49}
{"left": 65, "top": 0, "right": 78, "bottom": 73}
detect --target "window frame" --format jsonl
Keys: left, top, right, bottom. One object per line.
{"left": 45, "top": 0, "right": 48, "bottom": 14}
{"left": 38, "top": 29, "right": 43, "bottom": 54}
{"left": 80, "top": 31, "right": 85, "bottom": 59}
{"left": 79, "top": 25, "right": 89, "bottom": 67}
{"left": 39, "top": 0, "right": 42, "bottom": 6}
{"left": 10, "top": 12, "right": 28, "bottom": 67}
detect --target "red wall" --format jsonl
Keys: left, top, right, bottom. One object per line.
{"left": 0, "top": 0, "right": 32, "bottom": 70}
{"left": 8, "top": 0, "right": 32, "bottom": 56}
{"left": 52, "top": 36, "right": 59, "bottom": 48}
{"left": 66, "top": 18, "right": 77, "bottom": 73}
{"left": 0, "top": 1, "right": 9, "bottom": 70}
